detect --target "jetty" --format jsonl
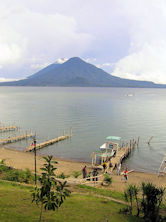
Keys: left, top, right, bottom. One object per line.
{"left": 0, "top": 131, "right": 34, "bottom": 145}
{"left": 25, "top": 128, "right": 73, "bottom": 152}
{"left": 91, "top": 136, "right": 138, "bottom": 173}
{"left": 0, "top": 125, "right": 18, "bottom": 133}
{"left": 109, "top": 140, "right": 136, "bottom": 172}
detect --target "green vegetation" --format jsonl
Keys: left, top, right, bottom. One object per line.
{"left": 124, "top": 184, "right": 139, "bottom": 215}
{"left": 0, "top": 160, "right": 34, "bottom": 183}
{"left": 77, "top": 184, "right": 124, "bottom": 200}
{"left": 56, "top": 172, "right": 70, "bottom": 179}
{"left": 102, "top": 173, "right": 112, "bottom": 185}
{"left": 0, "top": 180, "right": 142, "bottom": 222}
{"left": 0, "top": 159, "right": 165, "bottom": 221}
{"left": 122, "top": 182, "right": 166, "bottom": 222}
{"left": 141, "top": 182, "right": 165, "bottom": 221}
{"left": 72, "top": 171, "right": 81, "bottom": 178}
{"left": 32, "top": 156, "right": 70, "bottom": 221}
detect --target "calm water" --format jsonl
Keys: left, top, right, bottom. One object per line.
{"left": 0, "top": 87, "right": 166, "bottom": 173}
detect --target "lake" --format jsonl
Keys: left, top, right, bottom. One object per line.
{"left": 0, "top": 86, "right": 166, "bottom": 173}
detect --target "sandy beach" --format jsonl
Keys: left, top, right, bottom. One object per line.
{"left": 0, "top": 146, "right": 166, "bottom": 193}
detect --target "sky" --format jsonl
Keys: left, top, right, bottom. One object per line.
{"left": 0, "top": 0, "right": 166, "bottom": 83}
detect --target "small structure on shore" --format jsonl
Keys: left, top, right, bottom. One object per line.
{"left": 91, "top": 136, "right": 137, "bottom": 172}
{"left": 100, "top": 136, "right": 121, "bottom": 151}
{"left": 91, "top": 136, "right": 121, "bottom": 167}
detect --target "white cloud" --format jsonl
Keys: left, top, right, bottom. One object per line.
{"left": 56, "top": 58, "right": 68, "bottom": 64}
{"left": 0, "top": 77, "right": 19, "bottom": 82}
{"left": 30, "top": 63, "right": 51, "bottom": 70}
{"left": 1, "top": 0, "right": 166, "bottom": 83}
{"left": 102, "top": 63, "right": 114, "bottom": 67}
{"left": 85, "top": 58, "right": 97, "bottom": 63}
{"left": 112, "top": 0, "right": 166, "bottom": 84}
{"left": 0, "top": 2, "right": 93, "bottom": 78}
{"left": 30, "top": 58, "right": 68, "bottom": 70}
{"left": 95, "top": 64, "right": 101, "bottom": 68}
{"left": 0, "top": 25, "right": 27, "bottom": 66}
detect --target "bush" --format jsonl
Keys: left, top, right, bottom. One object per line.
{"left": 73, "top": 171, "right": 81, "bottom": 178}
{"left": 119, "top": 207, "right": 130, "bottom": 215}
{"left": 141, "top": 182, "right": 165, "bottom": 221}
{"left": 0, "top": 160, "right": 10, "bottom": 173}
{"left": 57, "top": 173, "right": 70, "bottom": 179}
{"left": 103, "top": 174, "right": 112, "bottom": 185}
{"left": 0, "top": 160, "right": 34, "bottom": 183}
{"left": 5, "top": 169, "right": 20, "bottom": 182}
{"left": 121, "top": 182, "right": 165, "bottom": 221}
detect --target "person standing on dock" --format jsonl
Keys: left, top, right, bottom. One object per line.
{"left": 103, "top": 162, "right": 107, "bottom": 173}
{"left": 117, "top": 163, "right": 121, "bottom": 175}
{"left": 82, "top": 165, "right": 87, "bottom": 178}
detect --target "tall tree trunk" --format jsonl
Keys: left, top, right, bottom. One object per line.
{"left": 39, "top": 202, "right": 43, "bottom": 222}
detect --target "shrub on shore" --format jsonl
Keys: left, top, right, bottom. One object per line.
{"left": 122, "top": 182, "right": 165, "bottom": 221}
{"left": 73, "top": 171, "right": 81, "bottom": 178}
{"left": 56, "top": 172, "right": 70, "bottom": 179}
{"left": 0, "top": 160, "right": 34, "bottom": 183}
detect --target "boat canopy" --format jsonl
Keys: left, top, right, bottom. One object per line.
{"left": 100, "top": 143, "right": 107, "bottom": 149}
{"left": 106, "top": 136, "right": 121, "bottom": 141}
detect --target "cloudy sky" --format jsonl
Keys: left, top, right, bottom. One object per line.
{"left": 0, "top": 0, "right": 166, "bottom": 83}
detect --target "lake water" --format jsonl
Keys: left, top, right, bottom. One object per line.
{"left": 0, "top": 87, "right": 166, "bottom": 173}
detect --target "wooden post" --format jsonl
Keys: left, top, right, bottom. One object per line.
{"left": 34, "top": 136, "right": 37, "bottom": 186}
{"left": 137, "top": 136, "right": 140, "bottom": 146}
{"left": 148, "top": 136, "right": 153, "bottom": 145}
{"left": 94, "top": 153, "right": 96, "bottom": 165}
{"left": 70, "top": 127, "right": 72, "bottom": 136}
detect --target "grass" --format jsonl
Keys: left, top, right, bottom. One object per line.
{"left": 77, "top": 184, "right": 124, "bottom": 200}
{"left": 0, "top": 162, "right": 34, "bottom": 184}
{"left": 0, "top": 180, "right": 142, "bottom": 222}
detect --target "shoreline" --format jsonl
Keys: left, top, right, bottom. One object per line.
{"left": 5, "top": 145, "right": 158, "bottom": 175}
{"left": 0, "top": 146, "right": 166, "bottom": 193}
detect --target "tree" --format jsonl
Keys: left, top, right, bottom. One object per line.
{"left": 141, "top": 182, "right": 165, "bottom": 222}
{"left": 32, "top": 156, "right": 70, "bottom": 222}
{"left": 124, "top": 185, "right": 135, "bottom": 215}
{"left": 132, "top": 185, "right": 140, "bottom": 217}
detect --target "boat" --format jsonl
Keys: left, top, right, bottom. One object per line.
{"left": 91, "top": 136, "right": 121, "bottom": 166}
{"left": 100, "top": 136, "right": 121, "bottom": 151}
{"left": 126, "top": 93, "right": 134, "bottom": 97}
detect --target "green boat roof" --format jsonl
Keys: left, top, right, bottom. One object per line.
{"left": 106, "top": 136, "right": 121, "bottom": 141}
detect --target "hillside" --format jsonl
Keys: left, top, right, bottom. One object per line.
{"left": 1, "top": 57, "right": 165, "bottom": 87}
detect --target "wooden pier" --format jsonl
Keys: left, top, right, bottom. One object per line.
{"left": 91, "top": 138, "right": 138, "bottom": 173}
{"left": 0, "top": 125, "right": 18, "bottom": 132}
{"left": 108, "top": 139, "right": 137, "bottom": 172}
{"left": 25, "top": 128, "right": 73, "bottom": 152}
{"left": 0, "top": 131, "right": 34, "bottom": 145}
